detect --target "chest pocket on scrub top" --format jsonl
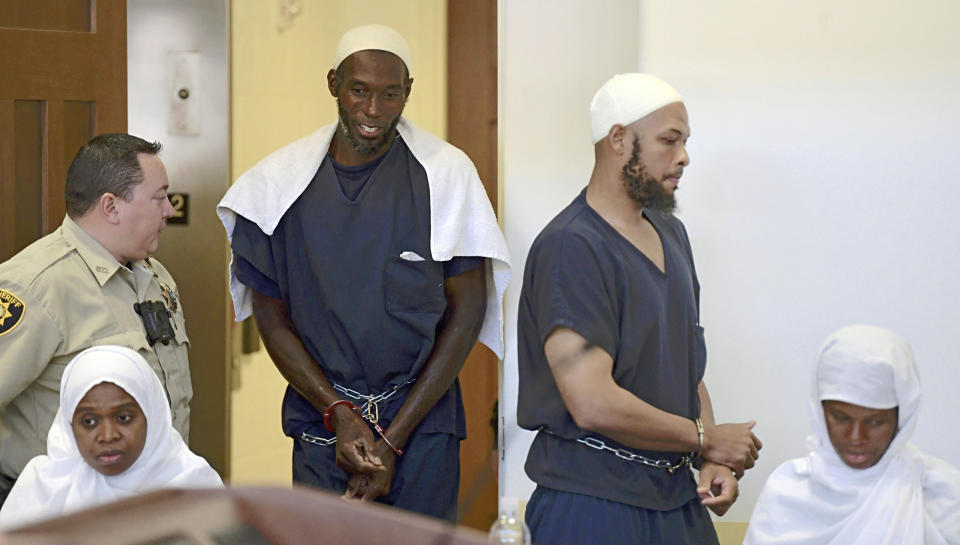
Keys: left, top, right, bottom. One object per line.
{"left": 383, "top": 255, "right": 446, "bottom": 314}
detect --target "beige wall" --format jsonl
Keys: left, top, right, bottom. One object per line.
{"left": 716, "top": 522, "right": 747, "bottom": 545}
{"left": 229, "top": 0, "right": 447, "bottom": 484}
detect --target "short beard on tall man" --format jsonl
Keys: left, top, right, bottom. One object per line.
{"left": 621, "top": 137, "right": 677, "bottom": 214}
{"left": 337, "top": 100, "right": 403, "bottom": 157}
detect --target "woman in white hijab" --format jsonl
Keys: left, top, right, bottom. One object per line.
{"left": 743, "top": 325, "right": 960, "bottom": 544}
{"left": 0, "top": 346, "right": 222, "bottom": 529}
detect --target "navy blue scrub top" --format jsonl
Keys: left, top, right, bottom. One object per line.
{"left": 231, "top": 136, "right": 480, "bottom": 439}
{"left": 516, "top": 188, "right": 705, "bottom": 510}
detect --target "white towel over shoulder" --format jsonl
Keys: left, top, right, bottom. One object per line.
{"left": 217, "top": 118, "right": 511, "bottom": 358}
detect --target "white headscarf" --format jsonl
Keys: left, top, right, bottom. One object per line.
{"left": 744, "top": 325, "right": 960, "bottom": 545}
{"left": 0, "top": 346, "right": 222, "bottom": 529}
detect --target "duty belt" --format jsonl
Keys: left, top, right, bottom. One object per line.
{"left": 300, "top": 378, "right": 416, "bottom": 447}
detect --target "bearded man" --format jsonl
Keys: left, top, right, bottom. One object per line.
{"left": 217, "top": 25, "right": 509, "bottom": 520}
{"left": 516, "top": 73, "right": 762, "bottom": 544}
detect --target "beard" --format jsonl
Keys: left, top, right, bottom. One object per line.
{"left": 337, "top": 101, "right": 403, "bottom": 157}
{"left": 621, "top": 137, "right": 677, "bottom": 214}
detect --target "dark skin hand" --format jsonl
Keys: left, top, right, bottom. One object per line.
{"left": 697, "top": 461, "right": 738, "bottom": 516}
{"left": 343, "top": 449, "right": 395, "bottom": 501}
{"left": 697, "top": 381, "right": 762, "bottom": 479}
{"left": 252, "top": 263, "right": 487, "bottom": 501}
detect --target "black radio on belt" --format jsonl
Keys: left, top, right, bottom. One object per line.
{"left": 134, "top": 300, "right": 175, "bottom": 346}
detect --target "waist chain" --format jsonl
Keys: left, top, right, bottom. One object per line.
{"left": 300, "top": 378, "right": 415, "bottom": 447}
{"left": 575, "top": 435, "right": 693, "bottom": 474}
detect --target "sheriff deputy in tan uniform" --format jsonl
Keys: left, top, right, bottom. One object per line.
{"left": 0, "top": 134, "right": 192, "bottom": 506}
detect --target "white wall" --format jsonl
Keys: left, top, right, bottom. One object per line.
{"left": 499, "top": 0, "right": 639, "bottom": 502}
{"left": 639, "top": 0, "right": 960, "bottom": 521}
{"left": 501, "top": 0, "right": 960, "bottom": 523}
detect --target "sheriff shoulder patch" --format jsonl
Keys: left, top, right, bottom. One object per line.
{"left": 0, "top": 289, "right": 25, "bottom": 336}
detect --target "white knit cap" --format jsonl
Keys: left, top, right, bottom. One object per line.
{"left": 333, "top": 24, "right": 413, "bottom": 74}
{"left": 590, "top": 73, "right": 683, "bottom": 144}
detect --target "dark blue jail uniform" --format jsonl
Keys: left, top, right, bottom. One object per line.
{"left": 517, "top": 189, "right": 717, "bottom": 544}
{"left": 231, "top": 136, "right": 481, "bottom": 521}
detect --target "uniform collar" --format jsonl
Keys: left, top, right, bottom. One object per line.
{"left": 60, "top": 215, "right": 153, "bottom": 287}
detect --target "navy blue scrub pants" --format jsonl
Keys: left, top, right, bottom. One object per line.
{"left": 293, "top": 431, "right": 460, "bottom": 522}
{"left": 525, "top": 486, "right": 720, "bottom": 545}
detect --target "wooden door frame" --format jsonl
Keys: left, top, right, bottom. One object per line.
{"left": 447, "top": 0, "right": 499, "bottom": 531}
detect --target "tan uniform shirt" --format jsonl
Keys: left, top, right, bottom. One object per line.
{"left": 0, "top": 216, "right": 191, "bottom": 479}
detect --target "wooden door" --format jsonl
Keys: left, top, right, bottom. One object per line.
{"left": 449, "top": 0, "right": 500, "bottom": 531}
{"left": 0, "top": 0, "right": 126, "bottom": 261}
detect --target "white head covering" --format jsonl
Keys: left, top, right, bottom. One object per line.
{"left": 333, "top": 24, "right": 413, "bottom": 74}
{"left": 0, "top": 346, "right": 222, "bottom": 530}
{"left": 743, "top": 325, "right": 960, "bottom": 545}
{"left": 589, "top": 73, "right": 683, "bottom": 144}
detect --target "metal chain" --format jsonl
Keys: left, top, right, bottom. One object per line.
{"left": 299, "top": 379, "right": 416, "bottom": 448}
{"left": 577, "top": 436, "right": 692, "bottom": 474}
{"left": 333, "top": 378, "right": 416, "bottom": 424}
{"left": 300, "top": 431, "right": 337, "bottom": 446}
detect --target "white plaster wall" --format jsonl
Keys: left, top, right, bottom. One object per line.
{"left": 499, "top": 0, "right": 639, "bottom": 502}
{"left": 501, "top": 0, "right": 960, "bottom": 524}
{"left": 638, "top": 0, "right": 960, "bottom": 521}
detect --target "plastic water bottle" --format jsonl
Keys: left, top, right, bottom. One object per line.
{"left": 488, "top": 497, "right": 532, "bottom": 544}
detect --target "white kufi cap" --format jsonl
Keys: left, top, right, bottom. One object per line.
{"left": 333, "top": 24, "right": 413, "bottom": 74}
{"left": 590, "top": 73, "right": 683, "bottom": 144}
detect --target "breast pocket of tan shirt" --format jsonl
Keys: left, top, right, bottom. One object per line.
{"left": 168, "top": 303, "right": 190, "bottom": 346}
{"left": 157, "top": 301, "right": 192, "bottom": 414}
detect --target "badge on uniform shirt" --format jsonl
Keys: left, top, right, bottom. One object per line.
{"left": 159, "top": 282, "right": 179, "bottom": 313}
{"left": 0, "top": 289, "right": 26, "bottom": 336}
